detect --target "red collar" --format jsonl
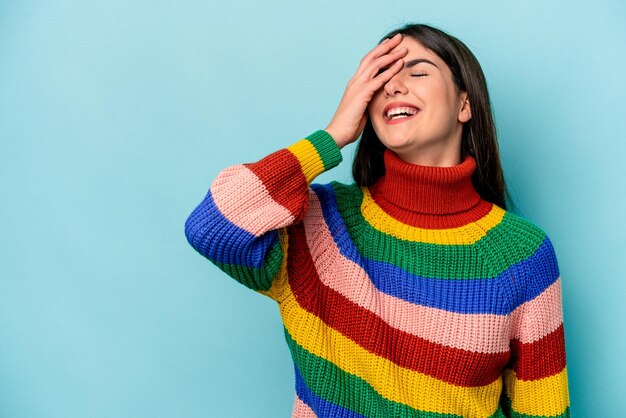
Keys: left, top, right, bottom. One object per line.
{"left": 368, "top": 150, "right": 492, "bottom": 228}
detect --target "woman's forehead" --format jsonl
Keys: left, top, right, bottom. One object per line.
{"left": 389, "top": 37, "right": 448, "bottom": 71}
{"left": 390, "top": 37, "right": 435, "bottom": 57}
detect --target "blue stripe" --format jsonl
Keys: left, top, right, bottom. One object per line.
{"left": 184, "top": 189, "right": 279, "bottom": 268}
{"left": 295, "top": 362, "right": 367, "bottom": 418}
{"left": 311, "top": 183, "right": 559, "bottom": 315}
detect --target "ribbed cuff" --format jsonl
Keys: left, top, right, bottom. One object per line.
{"left": 286, "top": 130, "right": 343, "bottom": 184}
{"left": 306, "top": 130, "right": 343, "bottom": 170}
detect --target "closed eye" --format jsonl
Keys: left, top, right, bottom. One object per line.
{"left": 411, "top": 73, "right": 427, "bottom": 77}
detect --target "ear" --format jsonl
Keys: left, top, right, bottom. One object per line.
{"left": 458, "top": 92, "right": 472, "bottom": 123}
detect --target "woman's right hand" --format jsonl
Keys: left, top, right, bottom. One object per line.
{"left": 325, "top": 33, "right": 409, "bottom": 148}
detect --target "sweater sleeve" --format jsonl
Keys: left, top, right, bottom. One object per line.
{"left": 184, "top": 130, "right": 342, "bottom": 302}
{"left": 500, "top": 234, "right": 571, "bottom": 417}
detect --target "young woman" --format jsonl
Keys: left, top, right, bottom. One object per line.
{"left": 184, "top": 23, "right": 571, "bottom": 418}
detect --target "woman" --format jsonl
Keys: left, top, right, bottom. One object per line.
{"left": 184, "top": 23, "right": 571, "bottom": 418}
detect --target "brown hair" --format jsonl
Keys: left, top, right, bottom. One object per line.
{"left": 353, "top": 23, "right": 517, "bottom": 213}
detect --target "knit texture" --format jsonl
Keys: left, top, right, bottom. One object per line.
{"left": 184, "top": 130, "right": 571, "bottom": 417}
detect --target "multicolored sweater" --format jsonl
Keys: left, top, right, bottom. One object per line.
{"left": 184, "top": 130, "right": 571, "bottom": 417}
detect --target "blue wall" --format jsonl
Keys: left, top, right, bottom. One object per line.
{"left": 1, "top": 1, "right": 624, "bottom": 416}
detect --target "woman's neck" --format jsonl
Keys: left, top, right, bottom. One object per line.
{"left": 367, "top": 149, "right": 493, "bottom": 229}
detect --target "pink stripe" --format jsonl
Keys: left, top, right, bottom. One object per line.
{"left": 304, "top": 192, "right": 512, "bottom": 354}
{"left": 292, "top": 395, "right": 317, "bottom": 417}
{"left": 510, "top": 277, "right": 564, "bottom": 343}
{"left": 211, "top": 165, "right": 295, "bottom": 236}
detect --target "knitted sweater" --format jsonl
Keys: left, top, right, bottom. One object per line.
{"left": 184, "top": 130, "right": 571, "bottom": 418}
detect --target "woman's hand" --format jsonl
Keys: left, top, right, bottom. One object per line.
{"left": 325, "top": 33, "right": 408, "bottom": 148}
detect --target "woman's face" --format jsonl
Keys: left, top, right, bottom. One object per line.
{"left": 367, "top": 36, "right": 471, "bottom": 165}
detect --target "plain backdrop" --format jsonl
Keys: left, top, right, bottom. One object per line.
{"left": 1, "top": 1, "right": 625, "bottom": 416}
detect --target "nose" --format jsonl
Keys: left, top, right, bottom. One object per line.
{"left": 384, "top": 73, "right": 408, "bottom": 97}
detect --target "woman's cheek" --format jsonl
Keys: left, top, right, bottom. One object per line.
{"left": 366, "top": 103, "right": 380, "bottom": 123}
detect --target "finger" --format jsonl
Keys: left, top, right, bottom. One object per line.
{"left": 380, "top": 34, "right": 396, "bottom": 44}
{"left": 354, "top": 34, "right": 403, "bottom": 77}
{"left": 368, "top": 59, "right": 404, "bottom": 88}
{"left": 355, "top": 46, "right": 406, "bottom": 81}
{"left": 358, "top": 47, "right": 407, "bottom": 81}
{"left": 360, "top": 34, "right": 402, "bottom": 67}
{"left": 374, "top": 34, "right": 403, "bottom": 55}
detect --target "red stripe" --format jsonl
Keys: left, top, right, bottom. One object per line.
{"left": 509, "top": 323, "right": 567, "bottom": 381}
{"left": 244, "top": 149, "right": 309, "bottom": 221}
{"left": 369, "top": 181, "right": 495, "bottom": 229}
{"left": 286, "top": 222, "right": 509, "bottom": 387}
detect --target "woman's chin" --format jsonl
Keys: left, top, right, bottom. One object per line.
{"left": 379, "top": 136, "right": 417, "bottom": 151}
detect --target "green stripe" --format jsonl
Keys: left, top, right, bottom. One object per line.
{"left": 288, "top": 326, "right": 517, "bottom": 418}
{"left": 499, "top": 394, "right": 570, "bottom": 417}
{"left": 488, "top": 404, "right": 508, "bottom": 418}
{"left": 331, "top": 182, "right": 546, "bottom": 279}
{"left": 214, "top": 239, "right": 284, "bottom": 292}
{"left": 285, "top": 327, "right": 465, "bottom": 418}
{"left": 306, "top": 130, "right": 343, "bottom": 171}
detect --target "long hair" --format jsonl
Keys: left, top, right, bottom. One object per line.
{"left": 352, "top": 23, "right": 517, "bottom": 213}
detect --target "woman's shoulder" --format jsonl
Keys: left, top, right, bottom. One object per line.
{"left": 303, "top": 181, "right": 365, "bottom": 228}
{"left": 492, "top": 205, "right": 558, "bottom": 266}
{"left": 499, "top": 207, "right": 549, "bottom": 241}
{"left": 490, "top": 206, "right": 561, "bottom": 310}
{"left": 309, "top": 180, "right": 363, "bottom": 203}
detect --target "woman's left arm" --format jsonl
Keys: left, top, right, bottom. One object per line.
{"left": 500, "top": 234, "right": 571, "bottom": 417}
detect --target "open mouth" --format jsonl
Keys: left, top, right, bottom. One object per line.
{"left": 382, "top": 102, "right": 421, "bottom": 122}
{"left": 384, "top": 106, "right": 420, "bottom": 123}
{"left": 385, "top": 107, "right": 419, "bottom": 120}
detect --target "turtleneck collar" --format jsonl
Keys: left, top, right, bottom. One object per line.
{"left": 368, "top": 149, "right": 490, "bottom": 227}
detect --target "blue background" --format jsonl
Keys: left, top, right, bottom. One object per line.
{"left": 1, "top": 1, "right": 624, "bottom": 416}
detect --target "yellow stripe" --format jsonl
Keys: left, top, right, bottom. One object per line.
{"left": 503, "top": 367, "right": 570, "bottom": 416}
{"left": 361, "top": 187, "right": 506, "bottom": 244}
{"left": 258, "top": 229, "right": 290, "bottom": 302}
{"left": 280, "top": 284, "right": 503, "bottom": 417}
{"left": 286, "top": 139, "right": 325, "bottom": 184}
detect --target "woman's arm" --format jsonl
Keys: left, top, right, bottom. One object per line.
{"left": 500, "top": 235, "right": 571, "bottom": 417}
{"left": 184, "top": 130, "right": 342, "bottom": 302}
{"left": 184, "top": 32, "right": 410, "bottom": 302}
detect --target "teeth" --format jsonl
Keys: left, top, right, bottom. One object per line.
{"left": 386, "top": 106, "right": 418, "bottom": 119}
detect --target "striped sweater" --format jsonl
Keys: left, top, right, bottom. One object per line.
{"left": 184, "top": 130, "right": 571, "bottom": 417}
